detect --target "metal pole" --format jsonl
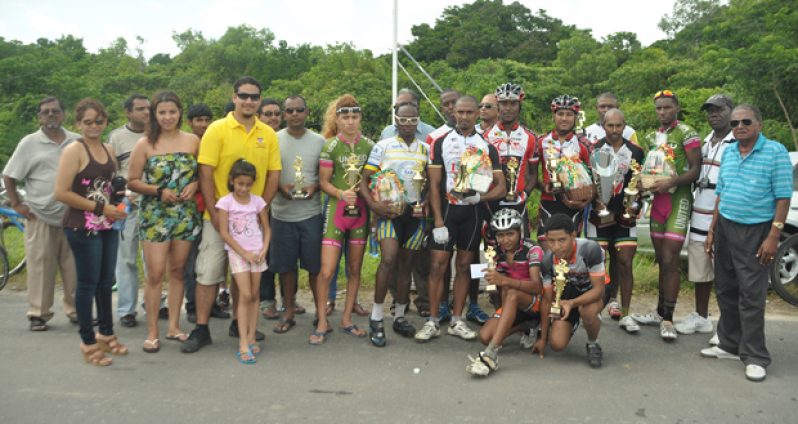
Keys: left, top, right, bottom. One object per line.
{"left": 391, "top": 0, "right": 398, "bottom": 125}
{"left": 401, "top": 45, "right": 442, "bottom": 93}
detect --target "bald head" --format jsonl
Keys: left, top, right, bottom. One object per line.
{"left": 602, "top": 108, "right": 626, "bottom": 144}
{"left": 603, "top": 108, "right": 625, "bottom": 123}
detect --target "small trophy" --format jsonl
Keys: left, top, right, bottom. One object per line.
{"left": 576, "top": 110, "right": 586, "bottom": 135}
{"left": 505, "top": 157, "right": 519, "bottom": 202}
{"left": 452, "top": 161, "right": 475, "bottom": 199}
{"left": 411, "top": 166, "right": 426, "bottom": 218}
{"left": 546, "top": 145, "right": 562, "bottom": 192}
{"left": 484, "top": 246, "right": 498, "bottom": 292}
{"left": 622, "top": 160, "right": 642, "bottom": 219}
{"left": 343, "top": 154, "right": 362, "bottom": 217}
{"left": 550, "top": 259, "right": 569, "bottom": 318}
{"left": 292, "top": 155, "right": 309, "bottom": 199}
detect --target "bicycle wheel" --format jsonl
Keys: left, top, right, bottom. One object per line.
{"left": 0, "top": 246, "right": 9, "bottom": 291}
{"left": 770, "top": 233, "right": 798, "bottom": 306}
{"left": 1, "top": 220, "right": 25, "bottom": 277}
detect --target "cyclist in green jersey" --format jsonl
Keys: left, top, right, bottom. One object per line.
{"left": 312, "top": 94, "right": 375, "bottom": 345}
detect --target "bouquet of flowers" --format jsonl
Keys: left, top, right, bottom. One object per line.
{"left": 557, "top": 155, "right": 594, "bottom": 202}
{"left": 641, "top": 140, "right": 677, "bottom": 190}
{"left": 369, "top": 169, "right": 406, "bottom": 214}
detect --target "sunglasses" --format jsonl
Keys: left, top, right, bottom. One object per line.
{"left": 730, "top": 119, "right": 754, "bottom": 128}
{"left": 478, "top": 103, "right": 496, "bottom": 110}
{"left": 39, "top": 108, "right": 63, "bottom": 115}
{"left": 336, "top": 107, "right": 361, "bottom": 115}
{"left": 285, "top": 107, "right": 306, "bottom": 114}
{"left": 394, "top": 116, "right": 419, "bottom": 125}
{"left": 236, "top": 92, "right": 261, "bottom": 101}
{"left": 82, "top": 119, "right": 106, "bottom": 127}
{"left": 654, "top": 90, "right": 675, "bottom": 100}
{"left": 259, "top": 110, "right": 281, "bottom": 117}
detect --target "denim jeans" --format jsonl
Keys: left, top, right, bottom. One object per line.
{"left": 115, "top": 207, "right": 140, "bottom": 318}
{"left": 64, "top": 228, "right": 119, "bottom": 345}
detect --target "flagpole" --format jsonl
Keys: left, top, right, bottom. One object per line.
{"left": 391, "top": 0, "right": 398, "bottom": 125}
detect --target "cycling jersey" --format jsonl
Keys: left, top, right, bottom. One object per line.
{"left": 537, "top": 131, "right": 591, "bottom": 202}
{"left": 541, "top": 238, "right": 605, "bottom": 294}
{"left": 482, "top": 121, "right": 537, "bottom": 206}
{"left": 364, "top": 136, "right": 429, "bottom": 203}
{"left": 319, "top": 134, "right": 375, "bottom": 190}
{"left": 495, "top": 239, "right": 544, "bottom": 290}
{"left": 429, "top": 129, "right": 502, "bottom": 206}
{"left": 425, "top": 124, "right": 453, "bottom": 148}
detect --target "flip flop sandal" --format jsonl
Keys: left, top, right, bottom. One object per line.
{"left": 262, "top": 306, "right": 280, "bottom": 320}
{"left": 249, "top": 343, "right": 261, "bottom": 356}
{"left": 166, "top": 333, "right": 188, "bottom": 342}
{"left": 142, "top": 339, "right": 160, "bottom": 353}
{"left": 273, "top": 318, "right": 296, "bottom": 334}
{"left": 353, "top": 303, "right": 370, "bottom": 317}
{"left": 308, "top": 330, "right": 329, "bottom": 345}
{"left": 237, "top": 349, "right": 256, "bottom": 364}
{"left": 294, "top": 304, "right": 307, "bottom": 315}
{"left": 340, "top": 325, "right": 366, "bottom": 337}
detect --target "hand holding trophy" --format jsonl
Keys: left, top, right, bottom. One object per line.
{"left": 411, "top": 165, "right": 426, "bottom": 218}
{"left": 343, "top": 153, "right": 362, "bottom": 217}
{"left": 622, "top": 159, "right": 642, "bottom": 220}
{"left": 505, "top": 157, "right": 519, "bottom": 202}
{"left": 549, "top": 259, "right": 569, "bottom": 318}
{"left": 484, "top": 245, "right": 498, "bottom": 292}
{"left": 546, "top": 145, "right": 562, "bottom": 193}
{"left": 292, "top": 155, "right": 309, "bottom": 199}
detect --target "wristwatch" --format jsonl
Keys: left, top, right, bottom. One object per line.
{"left": 772, "top": 221, "right": 785, "bottom": 230}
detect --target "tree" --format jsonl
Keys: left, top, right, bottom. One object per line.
{"left": 658, "top": 0, "right": 723, "bottom": 38}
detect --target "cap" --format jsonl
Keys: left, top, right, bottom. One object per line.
{"left": 701, "top": 94, "right": 734, "bottom": 111}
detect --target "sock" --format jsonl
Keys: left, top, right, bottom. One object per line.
{"left": 662, "top": 301, "right": 676, "bottom": 322}
{"left": 371, "top": 303, "right": 383, "bottom": 321}
{"left": 587, "top": 338, "right": 598, "bottom": 346}
{"left": 395, "top": 303, "right": 407, "bottom": 318}
{"left": 451, "top": 315, "right": 461, "bottom": 323}
{"left": 430, "top": 316, "right": 440, "bottom": 324}
{"left": 621, "top": 307, "right": 629, "bottom": 317}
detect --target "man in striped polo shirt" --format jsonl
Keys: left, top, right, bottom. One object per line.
{"left": 676, "top": 95, "right": 734, "bottom": 339}
{"left": 701, "top": 104, "right": 791, "bottom": 382}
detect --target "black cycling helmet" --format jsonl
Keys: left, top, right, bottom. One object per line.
{"left": 550, "top": 95, "right": 581, "bottom": 113}
{"left": 495, "top": 82, "right": 525, "bottom": 102}
{"left": 491, "top": 209, "right": 523, "bottom": 232}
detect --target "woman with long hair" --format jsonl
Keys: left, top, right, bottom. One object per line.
{"left": 55, "top": 98, "right": 128, "bottom": 366}
{"left": 127, "top": 91, "right": 201, "bottom": 353}
{"left": 311, "top": 94, "right": 374, "bottom": 344}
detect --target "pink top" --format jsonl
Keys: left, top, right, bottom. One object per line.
{"left": 215, "top": 193, "right": 267, "bottom": 252}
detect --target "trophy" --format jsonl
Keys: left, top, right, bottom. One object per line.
{"left": 546, "top": 145, "right": 562, "bottom": 192}
{"left": 484, "top": 246, "right": 498, "bottom": 292}
{"left": 576, "top": 110, "right": 587, "bottom": 135}
{"left": 622, "top": 159, "right": 642, "bottom": 219}
{"left": 590, "top": 149, "right": 620, "bottom": 224}
{"left": 550, "top": 259, "right": 569, "bottom": 318}
{"left": 505, "top": 157, "right": 519, "bottom": 202}
{"left": 452, "top": 161, "right": 475, "bottom": 199}
{"left": 292, "top": 155, "right": 309, "bottom": 199}
{"left": 343, "top": 154, "right": 362, "bottom": 217}
{"left": 411, "top": 166, "right": 426, "bottom": 218}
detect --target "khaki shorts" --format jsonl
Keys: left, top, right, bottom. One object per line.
{"left": 196, "top": 220, "right": 228, "bottom": 285}
{"left": 688, "top": 240, "right": 714, "bottom": 283}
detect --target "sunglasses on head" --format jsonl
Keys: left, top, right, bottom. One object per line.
{"left": 654, "top": 90, "right": 675, "bottom": 100}
{"left": 336, "top": 107, "right": 361, "bottom": 115}
{"left": 285, "top": 107, "right": 306, "bottom": 114}
{"left": 478, "top": 103, "right": 495, "bottom": 110}
{"left": 236, "top": 92, "right": 261, "bottom": 101}
{"left": 259, "top": 110, "right": 280, "bottom": 117}
{"left": 730, "top": 119, "right": 754, "bottom": 128}
{"left": 394, "top": 116, "right": 419, "bottom": 125}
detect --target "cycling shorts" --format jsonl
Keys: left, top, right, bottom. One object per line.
{"left": 428, "top": 203, "right": 482, "bottom": 252}
{"left": 650, "top": 187, "right": 692, "bottom": 242}
{"left": 537, "top": 199, "right": 584, "bottom": 241}
{"left": 322, "top": 197, "right": 369, "bottom": 248}
{"left": 376, "top": 209, "right": 427, "bottom": 251}
{"left": 585, "top": 221, "right": 637, "bottom": 249}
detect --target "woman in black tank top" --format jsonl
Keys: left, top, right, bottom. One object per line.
{"left": 54, "top": 99, "right": 129, "bottom": 367}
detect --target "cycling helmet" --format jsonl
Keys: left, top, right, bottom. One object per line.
{"left": 550, "top": 95, "right": 581, "bottom": 113}
{"left": 495, "top": 82, "right": 525, "bottom": 101}
{"left": 491, "top": 208, "right": 523, "bottom": 232}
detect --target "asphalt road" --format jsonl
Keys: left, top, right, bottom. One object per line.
{"left": 1, "top": 288, "right": 796, "bottom": 424}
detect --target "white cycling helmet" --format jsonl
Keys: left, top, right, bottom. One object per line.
{"left": 495, "top": 82, "right": 525, "bottom": 102}
{"left": 491, "top": 208, "right": 523, "bottom": 232}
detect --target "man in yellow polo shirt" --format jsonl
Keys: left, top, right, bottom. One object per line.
{"left": 183, "top": 76, "right": 281, "bottom": 353}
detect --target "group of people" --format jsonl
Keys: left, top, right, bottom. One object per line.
{"left": 3, "top": 76, "right": 789, "bottom": 383}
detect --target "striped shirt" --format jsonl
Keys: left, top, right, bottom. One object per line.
{"left": 689, "top": 130, "right": 735, "bottom": 242}
{"left": 716, "top": 134, "right": 792, "bottom": 225}
{"left": 364, "top": 136, "right": 429, "bottom": 203}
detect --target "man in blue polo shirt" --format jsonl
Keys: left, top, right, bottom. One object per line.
{"left": 701, "top": 104, "right": 791, "bottom": 382}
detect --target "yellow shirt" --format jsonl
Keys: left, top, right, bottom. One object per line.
{"left": 198, "top": 112, "right": 281, "bottom": 219}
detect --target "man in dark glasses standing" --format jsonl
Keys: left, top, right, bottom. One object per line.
{"left": 701, "top": 104, "right": 791, "bottom": 382}
{"left": 258, "top": 98, "right": 282, "bottom": 132}
{"left": 183, "top": 76, "right": 281, "bottom": 353}
{"left": 476, "top": 94, "right": 498, "bottom": 135}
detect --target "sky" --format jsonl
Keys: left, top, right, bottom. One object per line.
{"left": 0, "top": 0, "right": 675, "bottom": 59}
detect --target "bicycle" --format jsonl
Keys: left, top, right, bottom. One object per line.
{"left": 0, "top": 183, "right": 26, "bottom": 290}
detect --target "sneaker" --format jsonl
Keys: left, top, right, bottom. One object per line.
{"left": 414, "top": 320, "right": 440, "bottom": 342}
{"left": 700, "top": 346, "right": 740, "bottom": 360}
{"left": 120, "top": 314, "right": 138, "bottom": 328}
{"left": 181, "top": 327, "right": 212, "bottom": 353}
{"left": 632, "top": 311, "right": 662, "bottom": 326}
{"left": 708, "top": 333, "right": 719, "bottom": 346}
{"left": 448, "top": 320, "right": 477, "bottom": 340}
{"left": 392, "top": 317, "right": 416, "bottom": 338}
{"left": 466, "top": 352, "right": 497, "bottom": 377}
{"left": 466, "top": 303, "right": 490, "bottom": 325}
{"left": 675, "top": 312, "right": 714, "bottom": 335}
{"left": 438, "top": 302, "right": 452, "bottom": 323}
{"left": 745, "top": 364, "right": 766, "bottom": 382}
{"left": 586, "top": 342, "right": 603, "bottom": 368}
{"left": 619, "top": 315, "right": 640, "bottom": 334}
{"left": 369, "top": 319, "right": 387, "bottom": 347}
{"left": 607, "top": 301, "right": 622, "bottom": 320}
{"left": 519, "top": 328, "right": 536, "bottom": 349}
{"left": 660, "top": 321, "right": 677, "bottom": 341}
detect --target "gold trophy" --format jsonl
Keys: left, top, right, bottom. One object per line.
{"left": 576, "top": 110, "right": 586, "bottom": 135}
{"left": 484, "top": 246, "right": 498, "bottom": 292}
{"left": 505, "top": 157, "right": 519, "bottom": 202}
{"left": 292, "top": 155, "right": 309, "bottom": 199}
{"left": 452, "top": 161, "right": 474, "bottom": 198}
{"left": 411, "top": 166, "right": 426, "bottom": 218}
{"left": 546, "top": 145, "right": 562, "bottom": 192}
{"left": 549, "top": 259, "right": 569, "bottom": 318}
{"left": 622, "top": 160, "right": 642, "bottom": 220}
{"left": 343, "top": 154, "right": 362, "bottom": 217}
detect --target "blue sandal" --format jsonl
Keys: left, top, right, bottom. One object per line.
{"left": 340, "top": 325, "right": 366, "bottom": 337}
{"left": 236, "top": 348, "right": 256, "bottom": 364}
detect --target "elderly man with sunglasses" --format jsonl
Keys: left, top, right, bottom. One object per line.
{"left": 701, "top": 104, "right": 791, "bottom": 382}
